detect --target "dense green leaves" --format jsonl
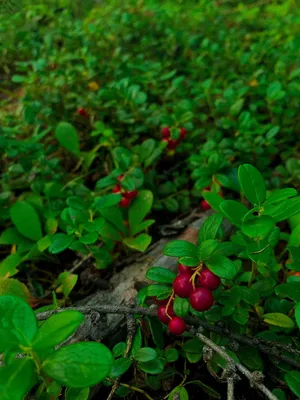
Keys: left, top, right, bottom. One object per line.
{"left": 219, "top": 200, "right": 249, "bottom": 227}
{"left": 43, "top": 342, "right": 113, "bottom": 388}
{"left": 285, "top": 371, "right": 300, "bottom": 398}
{"left": 207, "top": 255, "right": 239, "bottom": 279}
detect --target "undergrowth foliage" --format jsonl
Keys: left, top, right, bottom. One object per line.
{"left": 0, "top": 0, "right": 300, "bottom": 399}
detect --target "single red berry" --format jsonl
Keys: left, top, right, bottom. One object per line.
{"left": 117, "top": 175, "right": 124, "bottom": 182}
{"left": 124, "top": 190, "right": 138, "bottom": 199}
{"left": 119, "top": 197, "right": 131, "bottom": 208}
{"left": 167, "top": 139, "right": 178, "bottom": 150}
{"left": 157, "top": 304, "right": 175, "bottom": 324}
{"left": 161, "top": 127, "right": 171, "bottom": 138}
{"left": 180, "top": 128, "right": 187, "bottom": 139}
{"left": 200, "top": 199, "right": 211, "bottom": 211}
{"left": 112, "top": 185, "right": 121, "bottom": 194}
{"left": 198, "top": 268, "right": 220, "bottom": 290}
{"left": 173, "top": 273, "right": 193, "bottom": 298}
{"left": 77, "top": 107, "right": 88, "bottom": 117}
{"left": 168, "top": 316, "right": 186, "bottom": 335}
{"left": 190, "top": 287, "right": 214, "bottom": 311}
{"left": 178, "top": 264, "right": 193, "bottom": 275}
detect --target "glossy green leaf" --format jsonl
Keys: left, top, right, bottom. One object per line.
{"left": 174, "top": 297, "right": 189, "bottom": 318}
{"left": 109, "top": 357, "right": 131, "bottom": 379}
{"left": 164, "top": 240, "right": 198, "bottom": 258}
{"left": 198, "top": 239, "right": 218, "bottom": 261}
{"left": 55, "top": 122, "right": 80, "bottom": 155}
{"left": 199, "top": 214, "right": 223, "bottom": 243}
{"left": 168, "top": 386, "right": 188, "bottom": 400}
{"left": 206, "top": 255, "right": 239, "bottom": 279}
{"left": 238, "top": 346, "right": 263, "bottom": 371}
{"left": 146, "top": 267, "right": 176, "bottom": 284}
{"left": 202, "top": 191, "right": 224, "bottom": 212}
{"left": 275, "top": 283, "right": 300, "bottom": 302}
{"left": 295, "top": 303, "right": 300, "bottom": 329}
{"left": 241, "top": 215, "right": 274, "bottom": 238}
{"left": 33, "top": 311, "right": 84, "bottom": 350}
{"left": 129, "top": 190, "right": 153, "bottom": 228}
{"left": 43, "top": 342, "right": 113, "bottom": 388}
{"left": 123, "top": 233, "right": 152, "bottom": 252}
{"left": 134, "top": 347, "right": 158, "bottom": 362}
{"left": 65, "top": 388, "right": 90, "bottom": 400}
{"left": 238, "top": 164, "right": 266, "bottom": 205}
{"left": 263, "top": 313, "right": 294, "bottom": 328}
{"left": 147, "top": 316, "right": 164, "bottom": 349}
{"left": 165, "top": 348, "right": 179, "bottom": 362}
{"left": 0, "top": 228, "right": 29, "bottom": 245}
{"left": 219, "top": 200, "right": 249, "bottom": 227}
{"left": 265, "top": 188, "right": 297, "bottom": 205}
{"left": 56, "top": 271, "right": 78, "bottom": 297}
{"left": 0, "top": 358, "right": 37, "bottom": 400}
{"left": 94, "top": 194, "right": 122, "bottom": 209}
{"left": 178, "top": 256, "right": 199, "bottom": 267}
{"left": 138, "top": 358, "right": 164, "bottom": 375}
{"left": 263, "top": 197, "right": 300, "bottom": 223}
{"left": 10, "top": 201, "right": 42, "bottom": 241}
{"left": 285, "top": 371, "right": 300, "bottom": 398}
{"left": 49, "top": 233, "right": 74, "bottom": 254}
{"left": 0, "top": 295, "right": 37, "bottom": 349}
{"left": 0, "top": 254, "right": 22, "bottom": 278}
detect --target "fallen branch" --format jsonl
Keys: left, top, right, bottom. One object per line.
{"left": 37, "top": 304, "right": 300, "bottom": 370}
{"left": 191, "top": 328, "right": 278, "bottom": 400}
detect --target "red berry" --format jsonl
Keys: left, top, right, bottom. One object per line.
{"left": 117, "top": 175, "right": 124, "bottom": 182}
{"left": 180, "top": 128, "right": 187, "bottom": 139}
{"left": 173, "top": 273, "right": 193, "bottom": 298}
{"left": 178, "top": 264, "right": 193, "bottom": 275}
{"left": 77, "top": 108, "right": 88, "bottom": 117}
{"left": 167, "top": 139, "right": 178, "bottom": 150}
{"left": 119, "top": 197, "right": 131, "bottom": 208}
{"left": 161, "top": 127, "right": 171, "bottom": 138}
{"left": 157, "top": 304, "right": 175, "bottom": 324}
{"left": 200, "top": 199, "right": 211, "bottom": 211}
{"left": 112, "top": 185, "right": 121, "bottom": 194}
{"left": 198, "top": 268, "right": 220, "bottom": 290}
{"left": 124, "top": 190, "right": 138, "bottom": 199}
{"left": 168, "top": 316, "right": 186, "bottom": 335}
{"left": 190, "top": 287, "right": 214, "bottom": 311}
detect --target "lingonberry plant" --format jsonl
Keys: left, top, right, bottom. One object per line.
{"left": 138, "top": 164, "right": 300, "bottom": 399}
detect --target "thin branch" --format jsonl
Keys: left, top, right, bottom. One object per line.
{"left": 36, "top": 304, "right": 300, "bottom": 369}
{"left": 227, "top": 376, "right": 235, "bottom": 400}
{"left": 106, "top": 314, "right": 136, "bottom": 400}
{"left": 191, "top": 328, "right": 278, "bottom": 400}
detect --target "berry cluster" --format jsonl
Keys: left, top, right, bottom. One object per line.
{"left": 161, "top": 126, "right": 187, "bottom": 151}
{"left": 157, "top": 264, "right": 220, "bottom": 335}
{"left": 112, "top": 175, "right": 138, "bottom": 208}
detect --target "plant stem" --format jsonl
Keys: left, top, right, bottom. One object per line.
{"left": 118, "top": 382, "right": 154, "bottom": 400}
{"left": 248, "top": 261, "right": 256, "bottom": 287}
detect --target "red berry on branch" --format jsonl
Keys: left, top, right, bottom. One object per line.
{"left": 173, "top": 273, "right": 193, "bottom": 298}
{"left": 167, "top": 139, "right": 178, "bottom": 150}
{"left": 200, "top": 199, "right": 211, "bottom": 211}
{"left": 112, "top": 185, "right": 121, "bottom": 194}
{"left": 161, "top": 127, "right": 171, "bottom": 138}
{"left": 178, "top": 264, "right": 193, "bottom": 275}
{"left": 190, "top": 287, "right": 214, "bottom": 311}
{"left": 124, "top": 190, "right": 138, "bottom": 199}
{"left": 168, "top": 316, "right": 186, "bottom": 335}
{"left": 198, "top": 268, "right": 220, "bottom": 290}
{"left": 180, "top": 128, "right": 187, "bottom": 139}
{"left": 157, "top": 304, "right": 175, "bottom": 324}
{"left": 77, "top": 107, "right": 88, "bottom": 117}
{"left": 119, "top": 197, "right": 131, "bottom": 208}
